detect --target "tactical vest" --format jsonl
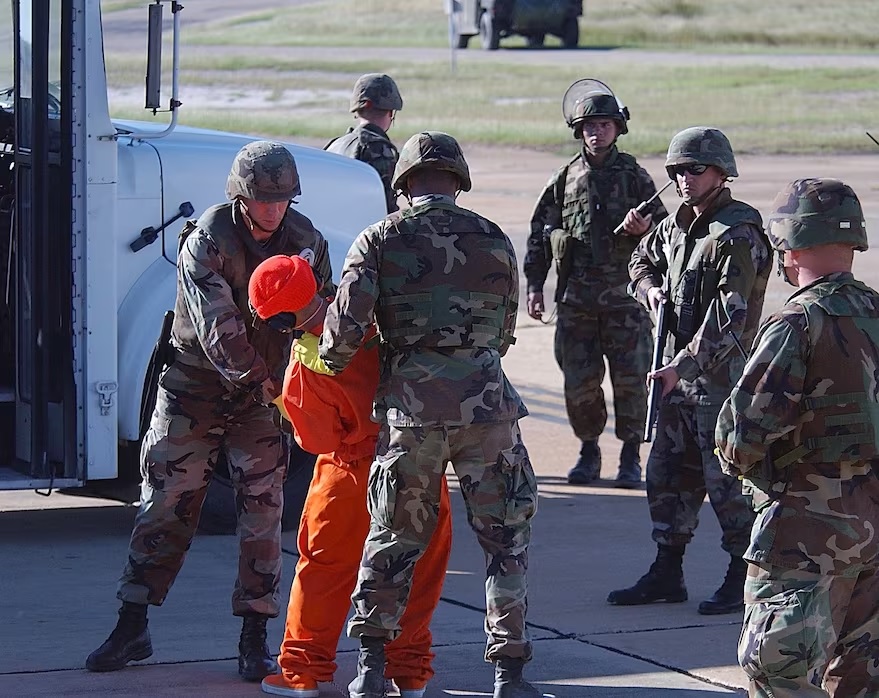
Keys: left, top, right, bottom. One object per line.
{"left": 171, "top": 203, "right": 316, "bottom": 382}
{"left": 374, "top": 201, "right": 516, "bottom": 351}
{"left": 665, "top": 199, "right": 765, "bottom": 357}
{"left": 771, "top": 279, "right": 879, "bottom": 474}
{"left": 324, "top": 128, "right": 359, "bottom": 157}
{"left": 559, "top": 149, "right": 645, "bottom": 266}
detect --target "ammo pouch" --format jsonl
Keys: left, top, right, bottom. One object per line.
{"left": 549, "top": 227, "right": 574, "bottom": 303}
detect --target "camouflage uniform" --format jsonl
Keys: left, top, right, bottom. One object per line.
{"left": 628, "top": 129, "right": 769, "bottom": 558}
{"left": 325, "top": 73, "right": 403, "bottom": 214}
{"left": 319, "top": 133, "right": 537, "bottom": 674}
{"left": 717, "top": 179, "right": 879, "bottom": 697}
{"left": 118, "top": 143, "right": 333, "bottom": 618}
{"left": 525, "top": 79, "right": 667, "bottom": 487}
{"left": 525, "top": 146, "right": 667, "bottom": 444}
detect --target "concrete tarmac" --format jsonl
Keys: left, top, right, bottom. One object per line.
{"left": 0, "top": 314, "right": 747, "bottom": 697}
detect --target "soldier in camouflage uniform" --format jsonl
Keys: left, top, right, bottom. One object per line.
{"left": 325, "top": 73, "right": 403, "bottom": 214}
{"left": 86, "top": 141, "right": 333, "bottom": 682}
{"left": 524, "top": 79, "right": 668, "bottom": 488}
{"left": 609, "top": 127, "right": 770, "bottom": 615}
{"left": 716, "top": 179, "right": 879, "bottom": 698}
{"left": 319, "top": 132, "right": 540, "bottom": 698}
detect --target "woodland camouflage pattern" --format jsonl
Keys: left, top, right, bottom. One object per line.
{"left": 392, "top": 131, "right": 472, "bottom": 193}
{"left": 716, "top": 271, "right": 879, "bottom": 696}
{"left": 524, "top": 146, "right": 666, "bottom": 443}
{"left": 119, "top": 355, "right": 287, "bottom": 617}
{"left": 664, "top": 127, "right": 738, "bottom": 179}
{"left": 766, "top": 178, "right": 869, "bottom": 252}
{"left": 225, "top": 140, "right": 301, "bottom": 202}
{"left": 348, "top": 421, "right": 537, "bottom": 662}
{"left": 325, "top": 123, "right": 400, "bottom": 214}
{"left": 629, "top": 188, "right": 770, "bottom": 405}
{"left": 118, "top": 195, "right": 331, "bottom": 618}
{"left": 629, "top": 184, "right": 769, "bottom": 560}
{"left": 320, "top": 177, "right": 536, "bottom": 663}
{"left": 349, "top": 73, "right": 403, "bottom": 113}
{"left": 320, "top": 194, "right": 526, "bottom": 427}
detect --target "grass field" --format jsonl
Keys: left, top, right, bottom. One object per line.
{"left": 104, "top": 0, "right": 879, "bottom": 154}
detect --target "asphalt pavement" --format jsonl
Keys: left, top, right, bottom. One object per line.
{"left": 0, "top": 316, "right": 747, "bottom": 697}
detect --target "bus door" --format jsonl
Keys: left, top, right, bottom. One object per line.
{"left": 0, "top": 0, "right": 77, "bottom": 488}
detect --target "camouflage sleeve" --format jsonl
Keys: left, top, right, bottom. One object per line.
{"left": 501, "top": 231, "right": 520, "bottom": 357}
{"left": 716, "top": 312, "right": 807, "bottom": 476}
{"left": 319, "top": 225, "right": 382, "bottom": 373}
{"left": 670, "top": 225, "right": 769, "bottom": 382}
{"left": 523, "top": 168, "right": 563, "bottom": 294}
{"left": 179, "top": 230, "right": 269, "bottom": 389}
{"left": 359, "top": 139, "right": 399, "bottom": 214}
{"left": 628, "top": 220, "right": 670, "bottom": 308}
{"left": 311, "top": 229, "right": 336, "bottom": 297}
{"left": 635, "top": 166, "right": 669, "bottom": 223}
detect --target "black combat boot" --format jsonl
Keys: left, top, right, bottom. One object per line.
{"left": 85, "top": 601, "right": 152, "bottom": 672}
{"left": 607, "top": 545, "right": 688, "bottom": 605}
{"left": 493, "top": 657, "right": 542, "bottom": 698}
{"left": 566, "top": 440, "right": 601, "bottom": 485}
{"left": 348, "top": 636, "right": 388, "bottom": 698}
{"left": 614, "top": 440, "right": 642, "bottom": 489}
{"left": 238, "top": 614, "right": 279, "bottom": 682}
{"left": 698, "top": 555, "right": 748, "bottom": 615}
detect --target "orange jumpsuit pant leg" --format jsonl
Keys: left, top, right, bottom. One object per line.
{"left": 385, "top": 476, "right": 453, "bottom": 686}
{"left": 277, "top": 453, "right": 371, "bottom": 682}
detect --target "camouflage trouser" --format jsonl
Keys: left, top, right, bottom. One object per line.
{"left": 348, "top": 420, "right": 537, "bottom": 663}
{"left": 554, "top": 303, "right": 650, "bottom": 443}
{"left": 117, "top": 358, "right": 287, "bottom": 617}
{"left": 647, "top": 403, "right": 754, "bottom": 555}
{"left": 740, "top": 562, "right": 879, "bottom": 697}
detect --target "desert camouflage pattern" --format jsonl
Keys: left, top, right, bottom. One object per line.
{"left": 554, "top": 304, "right": 651, "bottom": 443}
{"left": 172, "top": 201, "right": 333, "bottom": 395}
{"left": 739, "top": 563, "right": 879, "bottom": 697}
{"left": 118, "top": 356, "right": 287, "bottom": 617}
{"left": 717, "top": 271, "right": 879, "bottom": 696}
{"left": 320, "top": 194, "right": 527, "bottom": 428}
{"left": 392, "top": 131, "right": 472, "bottom": 193}
{"left": 646, "top": 402, "right": 755, "bottom": 554}
{"left": 325, "top": 122, "right": 400, "bottom": 213}
{"left": 766, "top": 178, "right": 868, "bottom": 252}
{"left": 348, "top": 420, "right": 537, "bottom": 663}
{"left": 629, "top": 188, "right": 770, "bottom": 405}
{"left": 664, "top": 126, "right": 738, "bottom": 179}
{"left": 225, "top": 140, "right": 301, "bottom": 202}
{"left": 349, "top": 73, "right": 403, "bottom": 113}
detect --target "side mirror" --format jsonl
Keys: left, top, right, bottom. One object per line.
{"left": 145, "top": 2, "right": 163, "bottom": 110}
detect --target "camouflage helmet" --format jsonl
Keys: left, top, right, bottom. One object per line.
{"left": 350, "top": 73, "right": 403, "bottom": 113}
{"left": 766, "top": 178, "right": 868, "bottom": 252}
{"left": 226, "top": 140, "right": 301, "bottom": 202}
{"left": 665, "top": 127, "right": 738, "bottom": 179}
{"left": 562, "top": 78, "right": 629, "bottom": 135}
{"left": 391, "top": 131, "right": 472, "bottom": 193}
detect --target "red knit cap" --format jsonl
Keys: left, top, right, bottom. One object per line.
{"left": 249, "top": 255, "right": 317, "bottom": 319}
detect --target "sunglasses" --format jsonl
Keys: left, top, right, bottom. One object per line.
{"left": 672, "top": 164, "right": 710, "bottom": 177}
{"left": 249, "top": 299, "right": 298, "bottom": 334}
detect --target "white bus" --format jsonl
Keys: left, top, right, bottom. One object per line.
{"left": 0, "top": 0, "right": 385, "bottom": 529}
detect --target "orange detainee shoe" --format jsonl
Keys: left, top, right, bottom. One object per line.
{"left": 261, "top": 672, "right": 320, "bottom": 698}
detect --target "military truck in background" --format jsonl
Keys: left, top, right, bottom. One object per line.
{"left": 0, "top": 0, "right": 386, "bottom": 531}
{"left": 453, "top": 0, "right": 583, "bottom": 50}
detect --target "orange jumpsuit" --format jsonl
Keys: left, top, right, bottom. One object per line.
{"left": 278, "top": 333, "right": 452, "bottom": 686}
